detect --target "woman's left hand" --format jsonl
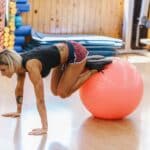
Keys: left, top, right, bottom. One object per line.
{"left": 2, "top": 112, "right": 20, "bottom": 118}
{"left": 28, "top": 128, "right": 47, "bottom": 136}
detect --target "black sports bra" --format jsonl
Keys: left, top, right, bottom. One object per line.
{"left": 21, "top": 45, "right": 60, "bottom": 77}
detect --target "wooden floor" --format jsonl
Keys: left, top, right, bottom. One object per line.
{"left": 0, "top": 56, "right": 150, "bottom": 150}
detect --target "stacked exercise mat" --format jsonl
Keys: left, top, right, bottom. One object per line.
{"left": 24, "top": 30, "right": 124, "bottom": 57}
{"left": 15, "top": 0, "right": 31, "bottom": 52}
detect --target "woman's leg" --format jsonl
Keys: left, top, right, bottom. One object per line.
{"left": 56, "top": 59, "right": 97, "bottom": 98}
{"left": 67, "top": 69, "right": 97, "bottom": 96}
{"left": 50, "top": 65, "right": 65, "bottom": 95}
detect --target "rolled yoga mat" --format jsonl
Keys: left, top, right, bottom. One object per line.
{"left": 16, "top": 0, "right": 28, "bottom": 3}
{"left": 15, "top": 36, "right": 25, "bottom": 45}
{"left": 16, "top": 3, "right": 30, "bottom": 13}
{"left": 15, "top": 15, "right": 23, "bottom": 28}
{"left": 14, "top": 45, "right": 23, "bottom": 52}
{"left": 15, "top": 25, "right": 31, "bottom": 36}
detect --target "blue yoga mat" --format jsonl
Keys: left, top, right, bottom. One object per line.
{"left": 15, "top": 36, "right": 25, "bottom": 45}
{"left": 14, "top": 46, "right": 23, "bottom": 52}
{"left": 31, "top": 30, "right": 124, "bottom": 49}
{"left": 15, "top": 25, "right": 32, "bottom": 36}
{"left": 15, "top": 15, "right": 23, "bottom": 28}
{"left": 32, "top": 30, "right": 123, "bottom": 43}
{"left": 88, "top": 51, "right": 117, "bottom": 57}
{"left": 86, "top": 47, "right": 116, "bottom": 51}
{"left": 16, "top": 0, "right": 28, "bottom": 3}
{"left": 27, "top": 39, "right": 122, "bottom": 49}
{"left": 23, "top": 39, "right": 119, "bottom": 53}
{"left": 17, "top": 3, "right": 30, "bottom": 13}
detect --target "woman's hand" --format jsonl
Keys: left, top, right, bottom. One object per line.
{"left": 2, "top": 112, "right": 20, "bottom": 118}
{"left": 28, "top": 128, "right": 47, "bottom": 136}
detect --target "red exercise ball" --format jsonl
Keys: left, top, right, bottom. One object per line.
{"left": 80, "top": 58, "right": 143, "bottom": 119}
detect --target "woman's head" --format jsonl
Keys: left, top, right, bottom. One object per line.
{"left": 0, "top": 50, "right": 22, "bottom": 78}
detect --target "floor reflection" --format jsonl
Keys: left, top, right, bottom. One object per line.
{"left": 13, "top": 118, "right": 22, "bottom": 150}
{"left": 48, "top": 142, "right": 68, "bottom": 150}
{"left": 77, "top": 117, "right": 139, "bottom": 150}
{"left": 37, "top": 135, "right": 47, "bottom": 150}
{"left": 13, "top": 118, "right": 48, "bottom": 150}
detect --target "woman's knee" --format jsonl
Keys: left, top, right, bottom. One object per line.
{"left": 51, "top": 86, "right": 67, "bottom": 98}
{"left": 57, "top": 88, "right": 69, "bottom": 98}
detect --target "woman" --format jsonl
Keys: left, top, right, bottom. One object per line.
{"left": 0, "top": 41, "right": 112, "bottom": 135}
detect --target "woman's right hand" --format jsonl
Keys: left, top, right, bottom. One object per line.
{"left": 2, "top": 112, "right": 20, "bottom": 118}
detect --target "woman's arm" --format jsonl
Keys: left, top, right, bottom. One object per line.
{"left": 15, "top": 73, "right": 26, "bottom": 113}
{"left": 26, "top": 59, "right": 48, "bottom": 135}
{"left": 2, "top": 73, "right": 26, "bottom": 118}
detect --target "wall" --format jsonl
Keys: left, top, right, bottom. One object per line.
{"left": 22, "top": 0, "right": 124, "bottom": 38}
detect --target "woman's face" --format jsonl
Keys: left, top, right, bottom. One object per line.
{"left": 0, "top": 65, "right": 14, "bottom": 78}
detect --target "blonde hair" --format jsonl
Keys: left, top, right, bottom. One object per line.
{"left": 0, "top": 50, "right": 22, "bottom": 71}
